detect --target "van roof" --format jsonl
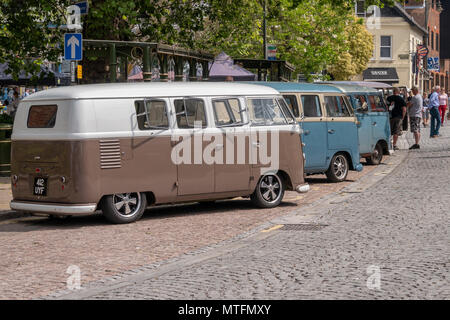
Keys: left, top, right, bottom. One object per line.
{"left": 252, "top": 82, "right": 343, "bottom": 93}
{"left": 322, "top": 81, "right": 393, "bottom": 89}
{"left": 322, "top": 83, "right": 382, "bottom": 94}
{"left": 23, "top": 82, "right": 280, "bottom": 101}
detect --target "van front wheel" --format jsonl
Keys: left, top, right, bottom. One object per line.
{"left": 251, "top": 173, "right": 285, "bottom": 208}
{"left": 326, "top": 153, "right": 349, "bottom": 183}
{"left": 366, "top": 143, "right": 383, "bottom": 165}
{"left": 102, "top": 192, "right": 147, "bottom": 224}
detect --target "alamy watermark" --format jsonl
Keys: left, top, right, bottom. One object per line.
{"left": 170, "top": 122, "right": 281, "bottom": 175}
{"left": 66, "top": 265, "right": 81, "bottom": 290}
{"left": 366, "top": 265, "right": 381, "bottom": 290}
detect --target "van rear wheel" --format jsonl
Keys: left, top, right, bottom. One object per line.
{"left": 366, "top": 143, "right": 383, "bottom": 165}
{"left": 326, "top": 153, "right": 349, "bottom": 183}
{"left": 251, "top": 173, "right": 285, "bottom": 208}
{"left": 102, "top": 192, "right": 147, "bottom": 224}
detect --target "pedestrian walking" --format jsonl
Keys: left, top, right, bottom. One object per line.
{"left": 439, "top": 89, "right": 448, "bottom": 125}
{"left": 387, "top": 88, "right": 407, "bottom": 150}
{"left": 402, "top": 89, "right": 413, "bottom": 131}
{"left": 429, "top": 86, "right": 441, "bottom": 138}
{"left": 422, "top": 92, "right": 430, "bottom": 127}
{"left": 10, "top": 91, "right": 19, "bottom": 119}
{"left": 407, "top": 87, "right": 422, "bottom": 149}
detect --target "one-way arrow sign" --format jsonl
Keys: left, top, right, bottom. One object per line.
{"left": 64, "top": 33, "right": 82, "bottom": 61}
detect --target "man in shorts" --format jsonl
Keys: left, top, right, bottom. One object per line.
{"left": 387, "top": 88, "right": 407, "bottom": 150}
{"left": 407, "top": 87, "right": 423, "bottom": 149}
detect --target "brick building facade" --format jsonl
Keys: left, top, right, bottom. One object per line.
{"left": 405, "top": 0, "right": 449, "bottom": 93}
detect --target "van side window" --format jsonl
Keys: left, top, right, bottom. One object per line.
{"left": 324, "top": 96, "right": 351, "bottom": 117}
{"left": 27, "top": 105, "right": 58, "bottom": 128}
{"left": 282, "top": 95, "right": 300, "bottom": 118}
{"left": 212, "top": 98, "right": 243, "bottom": 127}
{"left": 175, "top": 98, "right": 207, "bottom": 128}
{"left": 301, "top": 95, "right": 321, "bottom": 117}
{"left": 247, "top": 98, "right": 288, "bottom": 125}
{"left": 135, "top": 100, "right": 168, "bottom": 130}
{"left": 370, "top": 95, "right": 387, "bottom": 112}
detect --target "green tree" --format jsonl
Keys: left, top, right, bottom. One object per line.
{"left": 0, "top": 0, "right": 69, "bottom": 82}
{"left": 328, "top": 18, "right": 374, "bottom": 80}
{"left": 0, "top": 0, "right": 394, "bottom": 81}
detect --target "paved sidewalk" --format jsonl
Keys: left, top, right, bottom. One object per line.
{"left": 51, "top": 124, "right": 449, "bottom": 300}
{"left": 0, "top": 177, "right": 18, "bottom": 221}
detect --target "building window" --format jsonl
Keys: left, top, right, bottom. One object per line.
{"left": 355, "top": 0, "right": 366, "bottom": 17}
{"left": 436, "top": 33, "right": 439, "bottom": 51}
{"left": 431, "top": 31, "right": 434, "bottom": 50}
{"left": 371, "top": 35, "right": 376, "bottom": 59}
{"left": 380, "top": 35, "right": 392, "bottom": 59}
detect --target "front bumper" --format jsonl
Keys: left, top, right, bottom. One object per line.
{"left": 10, "top": 201, "right": 97, "bottom": 215}
{"left": 295, "top": 183, "right": 310, "bottom": 193}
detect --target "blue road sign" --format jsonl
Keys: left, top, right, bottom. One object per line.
{"left": 75, "top": 1, "right": 89, "bottom": 15}
{"left": 64, "top": 33, "right": 82, "bottom": 61}
{"left": 427, "top": 57, "right": 440, "bottom": 72}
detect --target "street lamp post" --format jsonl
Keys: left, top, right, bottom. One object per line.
{"left": 263, "top": 0, "right": 267, "bottom": 60}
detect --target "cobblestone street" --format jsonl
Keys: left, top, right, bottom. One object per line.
{"left": 0, "top": 152, "right": 375, "bottom": 299}
{"left": 54, "top": 126, "right": 450, "bottom": 300}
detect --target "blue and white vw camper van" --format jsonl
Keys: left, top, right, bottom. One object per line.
{"left": 258, "top": 82, "right": 363, "bottom": 183}
{"left": 325, "top": 83, "right": 392, "bottom": 165}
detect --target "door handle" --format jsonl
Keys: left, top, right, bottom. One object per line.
{"left": 252, "top": 142, "right": 260, "bottom": 148}
{"left": 304, "top": 130, "right": 310, "bottom": 135}
{"left": 372, "top": 122, "right": 377, "bottom": 126}
{"left": 171, "top": 140, "right": 181, "bottom": 147}
{"left": 328, "top": 129, "right": 335, "bottom": 134}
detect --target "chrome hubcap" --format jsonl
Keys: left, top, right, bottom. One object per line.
{"left": 374, "top": 146, "right": 381, "bottom": 160}
{"left": 113, "top": 193, "right": 140, "bottom": 216}
{"left": 259, "top": 175, "right": 281, "bottom": 203}
{"left": 333, "top": 155, "right": 348, "bottom": 179}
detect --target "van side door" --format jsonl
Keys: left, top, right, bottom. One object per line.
{"left": 368, "top": 93, "right": 391, "bottom": 150}
{"left": 171, "top": 97, "right": 215, "bottom": 196}
{"left": 132, "top": 98, "right": 178, "bottom": 203}
{"left": 323, "top": 94, "right": 359, "bottom": 167}
{"left": 353, "top": 93, "right": 373, "bottom": 156}
{"left": 210, "top": 97, "right": 251, "bottom": 193}
{"left": 298, "top": 94, "right": 328, "bottom": 170}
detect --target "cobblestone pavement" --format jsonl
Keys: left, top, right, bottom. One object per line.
{"left": 55, "top": 126, "right": 450, "bottom": 300}
{"left": 0, "top": 155, "right": 377, "bottom": 299}
{"left": 0, "top": 177, "right": 12, "bottom": 212}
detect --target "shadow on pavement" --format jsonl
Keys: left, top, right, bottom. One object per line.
{"left": 0, "top": 199, "right": 298, "bottom": 233}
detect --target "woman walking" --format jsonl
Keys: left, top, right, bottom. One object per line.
{"left": 439, "top": 89, "right": 448, "bottom": 125}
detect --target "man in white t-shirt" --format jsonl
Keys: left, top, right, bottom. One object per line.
{"left": 407, "top": 87, "right": 422, "bottom": 149}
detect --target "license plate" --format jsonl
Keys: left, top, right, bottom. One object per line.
{"left": 33, "top": 177, "right": 47, "bottom": 196}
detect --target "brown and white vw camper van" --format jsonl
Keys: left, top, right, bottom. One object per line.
{"left": 10, "top": 83, "right": 309, "bottom": 223}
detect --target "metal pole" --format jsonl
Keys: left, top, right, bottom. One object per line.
{"left": 263, "top": 0, "right": 267, "bottom": 60}
{"left": 109, "top": 44, "right": 117, "bottom": 83}
{"left": 425, "top": 0, "right": 429, "bottom": 88}
{"left": 143, "top": 46, "right": 151, "bottom": 82}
